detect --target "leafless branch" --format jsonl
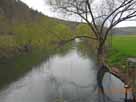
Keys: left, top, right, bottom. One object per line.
{"left": 47, "top": 0, "right": 136, "bottom": 49}
{"left": 57, "top": 35, "right": 97, "bottom": 46}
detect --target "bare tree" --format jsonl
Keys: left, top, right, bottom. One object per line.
{"left": 47, "top": 0, "right": 136, "bottom": 64}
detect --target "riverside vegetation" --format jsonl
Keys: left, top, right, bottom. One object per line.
{"left": 0, "top": 0, "right": 96, "bottom": 89}
{"left": 0, "top": 0, "right": 136, "bottom": 88}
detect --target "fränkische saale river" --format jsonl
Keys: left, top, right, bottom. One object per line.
{"left": 0, "top": 41, "right": 132, "bottom": 102}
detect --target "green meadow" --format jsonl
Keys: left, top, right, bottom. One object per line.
{"left": 112, "top": 35, "right": 136, "bottom": 56}
{"left": 107, "top": 35, "right": 136, "bottom": 68}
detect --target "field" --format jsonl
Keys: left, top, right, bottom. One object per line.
{"left": 112, "top": 35, "right": 136, "bottom": 56}
{"left": 107, "top": 35, "right": 136, "bottom": 68}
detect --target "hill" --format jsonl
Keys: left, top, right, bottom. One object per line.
{"left": 112, "top": 27, "right": 136, "bottom": 35}
{"left": 0, "top": 0, "right": 43, "bottom": 21}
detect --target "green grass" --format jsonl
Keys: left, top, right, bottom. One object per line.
{"left": 107, "top": 35, "right": 136, "bottom": 69}
{"left": 112, "top": 35, "right": 136, "bottom": 56}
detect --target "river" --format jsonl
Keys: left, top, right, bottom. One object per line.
{"left": 0, "top": 45, "right": 132, "bottom": 102}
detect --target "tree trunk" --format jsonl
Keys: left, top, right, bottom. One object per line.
{"left": 97, "top": 45, "right": 105, "bottom": 65}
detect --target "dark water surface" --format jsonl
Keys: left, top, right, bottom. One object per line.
{"left": 0, "top": 46, "right": 130, "bottom": 102}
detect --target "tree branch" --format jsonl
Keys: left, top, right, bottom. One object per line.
{"left": 58, "top": 35, "right": 97, "bottom": 46}
{"left": 100, "top": 0, "right": 133, "bottom": 35}
{"left": 86, "top": 0, "right": 99, "bottom": 34}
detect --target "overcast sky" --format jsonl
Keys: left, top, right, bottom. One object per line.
{"left": 21, "top": 0, "right": 136, "bottom": 27}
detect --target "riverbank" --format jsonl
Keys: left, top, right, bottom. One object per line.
{"left": 0, "top": 15, "right": 74, "bottom": 89}
{"left": 0, "top": 15, "right": 74, "bottom": 58}
{"left": 110, "top": 67, "right": 136, "bottom": 101}
{"left": 106, "top": 35, "right": 136, "bottom": 100}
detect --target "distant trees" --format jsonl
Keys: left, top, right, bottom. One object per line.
{"left": 0, "top": 0, "right": 42, "bottom": 36}
{"left": 0, "top": 0, "right": 42, "bottom": 22}
{"left": 47, "top": 0, "right": 136, "bottom": 64}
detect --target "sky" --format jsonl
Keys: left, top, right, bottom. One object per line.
{"left": 21, "top": 0, "right": 136, "bottom": 27}
{"left": 21, "top": 0, "right": 80, "bottom": 21}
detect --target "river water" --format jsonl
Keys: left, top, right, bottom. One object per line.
{"left": 0, "top": 47, "right": 132, "bottom": 102}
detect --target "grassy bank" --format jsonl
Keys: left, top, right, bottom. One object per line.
{"left": 107, "top": 35, "right": 136, "bottom": 70}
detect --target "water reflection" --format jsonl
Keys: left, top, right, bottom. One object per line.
{"left": 0, "top": 48, "right": 127, "bottom": 102}
{"left": 0, "top": 49, "right": 98, "bottom": 102}
{"left": 103, "top": 73, "right": 133, "bottom": 102}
